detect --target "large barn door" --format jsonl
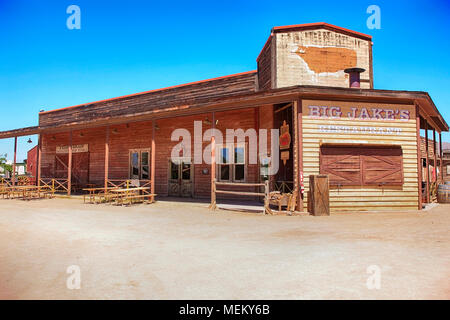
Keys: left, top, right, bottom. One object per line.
{"left": 72, "top": 153, "right": 89, "bottom": 185}
{"left": 54, "top": 153, "right": 89, "bottom": 186}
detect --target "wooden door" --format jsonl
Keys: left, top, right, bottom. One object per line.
{"left": 54, "top": 153, "right": 89, "bottom": 185}
{"left": 72, "top": 153, "right": 89, "bottom": 185}
{"left": 168, "top": 159, "right": 193, "bottom": 197}
{"left": 55, "top": 154, "right": 68, "bottom": 179}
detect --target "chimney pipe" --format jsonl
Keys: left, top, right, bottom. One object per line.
{"left": 344, "top": 67, "right": 365, "bottom": 88}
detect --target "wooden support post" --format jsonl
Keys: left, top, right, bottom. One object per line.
{"left": 255, "top": 107, "right": 260, "bottom": 182}
{"left": 433, "top": 128, "right": 437, "bottom": 183}
{"left": 415, "top": 107, "right": 422, "bottom": 210}
{"left": 37, "top": 134, "right": 42, "bottom": 187}
{"left": 151, "top": 120, "right": 156, "bottom": 197}
{"left": 104, "top": 126, "right": 109, "bottom": 193}
{"left": 210, "top": 179, "right": 217, "bottom": 210}
{"left": 68, "top": 131, "right": 72, "bottom": 196}
{"left": 264, "top": 179, "right": 271, "bottom": 215}
{"left": 210, "top": 112, "right": 216, "bottom": 210}
{"left": 425, "top": 122, "right": 430, "bottom": 203}
{"left": 297, "top": 99, "right": 304, "bottom": 211}
{"left": 292, "top": 99, "right": 300, "bottom": 212}
{"left": 439, "top": 132, "right": 444, "bottom": 183}
{"left": 12, "top": 136, "right": 17, "bottom": 186}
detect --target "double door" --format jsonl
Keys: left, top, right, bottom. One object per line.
{"left": 168, "top": 159, "right": 193, "bottom": 197}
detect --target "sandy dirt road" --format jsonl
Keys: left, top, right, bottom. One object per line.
{"left": 0, "top": 198, "right": 449, "bottom": 299}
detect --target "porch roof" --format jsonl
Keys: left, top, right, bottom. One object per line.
{"left": 0, "top": 85, "right": 448, "bottom": 139}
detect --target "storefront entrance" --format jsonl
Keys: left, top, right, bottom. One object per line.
{"left": 168, "top": 158, "right": 193, "bottom": 197}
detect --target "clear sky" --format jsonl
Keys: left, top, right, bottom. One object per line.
{"left": 1, "top": 0, "right": 449, "bottom": 161}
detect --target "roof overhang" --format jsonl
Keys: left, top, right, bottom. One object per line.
{"left": 0, "top": 86, "right": 447, "bottom": 138}
{"left": 0, "top": 126, "right": 40, "bottom": 139}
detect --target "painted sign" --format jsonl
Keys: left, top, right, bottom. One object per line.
{"left": 279, "top": 120, "right": 291, "bottom": 150}
{"left": 56, "top": 144, "right": 89, "bottom": 154}
{"left": 302, "top": 100, "right": 415, "bottom": 136}
{"left": 318, "top": 125, "right": 402, "bottom": 135}
{"left": 280, "top": 150, "right": 289, "bottom": 166}
{"left": 304, "top": 101, "right": 413, "bottom": 121}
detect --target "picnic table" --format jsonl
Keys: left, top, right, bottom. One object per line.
{"left": 82, "top": 187, "right": 118, "bottom": 204}
{"left": 109, "top": 187, "right": 155, "bottom": 205}
{"left": 2, "top": 185, "right": 51, "bottom": 200}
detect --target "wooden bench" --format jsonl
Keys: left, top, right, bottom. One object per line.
{"left": 0, "top": 189, "right": 9, "bottom": 199}
{"left": 115, "top": 194, "right": 156, "bottom": 206}
{"left": 96, "top": 192, "right": 121, "bottom": 204}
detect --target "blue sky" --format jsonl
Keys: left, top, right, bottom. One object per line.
{"left": 1, "top": 0, "right": 449, "bottom": 161}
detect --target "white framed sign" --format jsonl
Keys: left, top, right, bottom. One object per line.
{"left": 56, "top": 144, "right": 89, "bottom": 154}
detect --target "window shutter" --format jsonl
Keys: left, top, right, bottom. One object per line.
{"left": 320, "top": 147, "right": 362, "bottom": 185}
{"left": 361, "top": 148, "right": 403, "bottom": 186}
{"left": 320, "top": 145, "right": 404, "bottom": 186}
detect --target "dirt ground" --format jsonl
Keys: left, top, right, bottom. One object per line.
{"left": 0, "top": 197, "right": 449, "bottom": 300}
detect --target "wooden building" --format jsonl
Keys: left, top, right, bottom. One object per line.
{"left": 0, "top": 22, "right": 448, "bottom": 212}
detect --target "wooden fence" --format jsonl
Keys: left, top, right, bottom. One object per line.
{"left": 210, "top": 179, "right": 272, "bottom": 214}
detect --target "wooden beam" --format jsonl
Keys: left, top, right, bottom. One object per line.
{"left": 433, "top": 128, "right": 437, "bottom": 184}
{"left": 104, "top": 126, "right": 109, "bottom": 193}
{"left": 37, "top": 134, "right": 42, "bottom": 187}
{"left": 274, "top": 102, "right": 292, "bottom": 114}
{"left": 415, "top": 106, "right": 422, "bottom": 210}
{"left": 425, "top": 122, "right": 430, "bottom": 203}
{"left": 68, "top": 131, "right": 72, "bottom": 196}
{"left": 151, "top": 120, "right": 156, "bottom": 196}
{"left": 439, "top": 132, "right": 444, "bottom": 183}
{"left": 297, "top": 99, "right": 304, "bottom": 211}
{"left": 12, "top": 136, "right": 17, "bottom": 186}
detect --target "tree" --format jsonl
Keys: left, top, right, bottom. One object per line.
{"left": 0, "top": 154, "right": 12, "bottom": 177}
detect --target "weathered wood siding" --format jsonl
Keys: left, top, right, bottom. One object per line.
{"left": 301, "top": 99, "right": 418, "bottom": 212}
{"left": 257, "top": 38, "right": 273, "bottom": 90}
{"left": 39, "top": 72, "right": 257, "bottom": 128}
{"left": 275, "top": 29, "right": 372, "bottom": 89}
{"left": 40, "top": 108, "right": 260, "bottom": 198}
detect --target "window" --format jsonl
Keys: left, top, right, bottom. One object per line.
{"left": 129, "top": 149, "right": 151, "bottom": 180}
{"left": 320, "top": 145, "right": 404, "bottom": 186}
{"left": 217, "top": 143, "right": 246, "bottom": 182}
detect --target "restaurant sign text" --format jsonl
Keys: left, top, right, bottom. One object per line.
{"left": 307, "top": 105, "right": 411, "bottom": 121}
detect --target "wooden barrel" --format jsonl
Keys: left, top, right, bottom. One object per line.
{"left": 437, "top": 184, "right": 450, "bottom": 203}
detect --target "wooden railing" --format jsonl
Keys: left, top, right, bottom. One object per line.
{"left": 210, "top": 179, "right": 271, "bottom": 214}
{"left": 0, "top": 178, "right": 12, "bottom": 187}
{"left": 39, "top": 178, "right": 69, "bottom": 195}
{"left": 275, "top": 181, "right": 294, "bottom": 193}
